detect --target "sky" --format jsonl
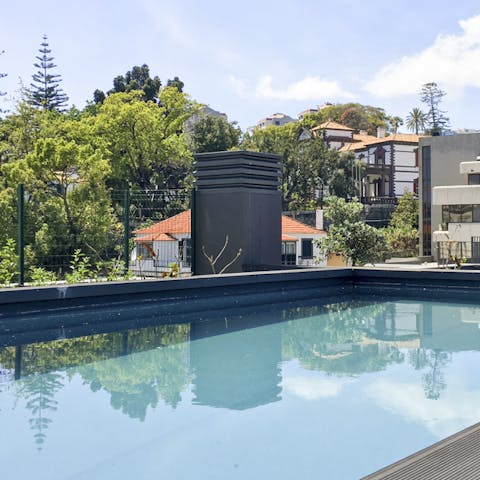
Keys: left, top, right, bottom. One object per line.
{"left": 2, "top": 0, "right": 480, "bottom": 131}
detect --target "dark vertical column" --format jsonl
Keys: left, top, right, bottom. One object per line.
{"left": 193, "top": 151, "right": 282, "bottom": 275}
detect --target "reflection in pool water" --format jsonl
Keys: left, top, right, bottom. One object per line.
{"left": 1, "top": 298, "right": 480, "bottom": 479}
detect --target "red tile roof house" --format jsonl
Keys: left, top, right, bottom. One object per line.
{"left": 131, "top": 210, "right": 327, "bottom": 276}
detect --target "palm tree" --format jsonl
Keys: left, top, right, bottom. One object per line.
{"left": 406, "top": 108, "right": 426, "bottom": 134}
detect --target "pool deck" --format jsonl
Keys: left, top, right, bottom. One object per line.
{"left": 362, "top": 422, "right": 480, "bottom": 480}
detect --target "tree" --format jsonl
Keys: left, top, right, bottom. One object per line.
{"left": 167, "top": 76, "right": 184, "bottom": 92}
{"left": 420, "top": 82, "right": 449, "bottom": 135}
{"left": 389, "top": 116, "right": 403, "bottom": 134}
{"left": 242, "top": 123, "right": 359, "bottom": 209}
{"left": 406, "top": 108, "right": 426, "bottom": 134}
{"left": 94, "top": 64, "right": 163, "bottom": 104}
{"left": 385, "top": 191, "right": 419, "bottom": 255}
{"left": 302, "top": 103, "right": 392, "bottom": 135}
{"left": 0, "top": 50, "right": 6, "bottom": 107}
{"left": 26, "top": 35, "right": 68, "bottom": 111}
{"left": 192, "top": 115, "right": 241, "bottom": 153}
{"left": 316, "top": 196, "right": 388, "bottom": 265}
{"left": 94, "top": 88, "right": 197, "bottom": 191}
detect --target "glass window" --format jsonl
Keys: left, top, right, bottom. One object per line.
{"left": 462, "top": 204, "right": 473, "bottom": 223}
{"left": 282, "top": 242, "right": 297, "bottom": 265}
{"left": 178, "top": 239, "right": 191, "bottom": 265}
{"left": 473, "top": 205, "right": 480, "bottom": 222}
{"left": 449, "top": 205, "right": 463, "bottom": 223}
{"left": 442, "top": 205, "right": 449, "bottom": 224}
{"left": 137, "top": 242, "right": 154, "bottom": 259}
{"left": 301, "top": 239, "right": 313, "bottom": 258}
{"left": 468, "top": 174, "right": 480, "bottom": 185}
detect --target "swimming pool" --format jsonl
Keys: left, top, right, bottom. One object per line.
{"left": 1, "top": 288, "right": 480, "bottom": 479}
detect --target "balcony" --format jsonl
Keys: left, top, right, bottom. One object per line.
{"left": 432, "top": 185, "right": 480, "bottom": 205}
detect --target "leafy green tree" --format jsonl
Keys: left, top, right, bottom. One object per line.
{"left": 242, "top": 123, "right": 361, "bottom": 209}
{"left": 26, "top": 35, "right": 68, "bottom": 111}
{"left": 94, "top": 88, "right": 197, "bottom": 191}
{"left": 316, "top": 196, "right": 388, "bottom": 265}
{"left": 420, "top": 82, "right": 450, "bottom": 135}
{"left": 0, "top": 49, "right": 6, "bottom": 108}
{"left": 329, "top": 152, "right": 364, "bottom": 199}
{"left": 94, "top": 64, "right": 163, "bottom": 103}
{"left": 191, "top": 114, "right": 241, "bottom": 153}
{"left": 167, "top": 76, "right": 184, "bottom": 92}
{"left": 1, "top": 108, "right": 121, "bottom": 270}
{"left": 340, "top": 107, "right": 370, "bottom": 132}
{"left": 406, "top": 108, "right": 426, "bottom": 134}
{"left": 385, "top": 191, "right": 419, "bottom": 255}
{"left": 302, "top": 103, "right": 392, "bottom": 135}
{"left": 389, "top": 116, "right": 403, "bottom": 134}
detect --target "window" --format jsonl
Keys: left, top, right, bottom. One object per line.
{"left": 441, "top": 205, "right": 480, "bottom": 223}
{"left": 137, "top": 241, "right": 154, "bottom": 259}
{"left": 282, "top": 241, "right": 297, "bottom": 265}
{"left": 178, "top": 238, "right": 191, "bottom": 266}
{"left": 374, "top": 146, "right": 386, "bottom": 165}
{"left": 301, "top": 239, "right": 313, "bottom": 258}
{"left": 468, "top": 174, "right": 480, "bottom": 185}
{"left": 474, "top": 205, "right": 480, "bottom": 222}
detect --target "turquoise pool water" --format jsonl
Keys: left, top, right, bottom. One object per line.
{"left": 1, "top": 296, "right": 480, "bottom": 479}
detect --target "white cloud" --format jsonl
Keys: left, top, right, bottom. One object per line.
{"left": 283, "top": 375, "right": 354, "bottom": 400}
{"left": 367, "top": 379, "right": 480, "bottom": 439}
{"left": 228, "top": 75, "right": 248, "bottom": 97}
{"left": 365, "top": 14, "right": 480, "bottom": 97}
{"left": 255, "top": 75, "right": 355, "bottom": 101}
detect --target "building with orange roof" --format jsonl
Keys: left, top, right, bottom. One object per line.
{"left": 131, "top": 210, "right": 326, "bottom": 276}
{"left": 338, "top": 132, "right": 423, "bottom": 201}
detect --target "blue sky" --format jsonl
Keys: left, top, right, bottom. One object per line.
{"left": 2, "top": 0, "right": 480, "bottom": 130}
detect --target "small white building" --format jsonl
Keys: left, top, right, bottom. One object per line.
{"left": 131, "top": 210, "right": 326, "bottom": 276}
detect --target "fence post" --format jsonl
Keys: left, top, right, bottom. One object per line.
{"left": 190, "top": 189, "right": 196, "bottom": 276}
{"left": 17, "top": 184, "right": 25, "bottom": 286}
{"left": 123, "top": 188, "right": 130, "bottom": 276}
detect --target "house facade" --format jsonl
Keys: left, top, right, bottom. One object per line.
{"left": 339, "top": 132, "right": 421, "bottom": 202}
{"left": 131, "top": 210, "right": 326, "bottom": 276}
{"left": 419, "top": 133, "right": 480, "bottom": 262}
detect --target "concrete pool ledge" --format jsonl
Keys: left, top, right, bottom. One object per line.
{"left": 0, "top": 268, "right": 351, "bottom": 306}
{"left": 1, "top": 267, "right": 480, "bottom": 308}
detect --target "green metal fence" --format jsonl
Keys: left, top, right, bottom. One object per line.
{"left": 4, "top": 185, "right": 192, "bottom": 287}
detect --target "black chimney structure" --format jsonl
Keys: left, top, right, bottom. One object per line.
{"left": 193, "top": 150, "right": 282, "bottom": 275}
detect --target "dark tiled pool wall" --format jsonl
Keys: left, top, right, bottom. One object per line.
{"left": 353, "top": 269, "right": 480, "bottom": 302}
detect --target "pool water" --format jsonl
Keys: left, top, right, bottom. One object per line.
{"left": 1, "top": 296, "right": 480, "bottom": 479}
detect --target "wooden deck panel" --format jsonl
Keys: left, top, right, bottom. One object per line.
{"left": 362, "top": 422, "right": 480, "bottom": 480}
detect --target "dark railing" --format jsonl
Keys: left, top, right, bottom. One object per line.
{"left": 361, "top": 196, "right": 399, "bottom": 205}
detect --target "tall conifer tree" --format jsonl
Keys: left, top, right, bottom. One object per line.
{"left": 0, "top": 50, "right": 7, "bottom": 101}
{"left": 27, "top": 35, "right": 68, "bottom": 111}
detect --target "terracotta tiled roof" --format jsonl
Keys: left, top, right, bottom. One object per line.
{"left": 133, "top": 210, "right": 191, "bottom": 236}
{"left": 353, "top": 133, "right": 377, "bottom": 143}
{"left": 133, "top": 209, "right": 325, "bottom": 239}
{"left": 312, "top": 121, "right": 354, "bottom": 132}
{"left": 281, "top": 215, "right": 325, "bottom": 234}
{"left": 282, "top": 234, "right": 298, "bottom": 241}
{"left": 338, "top": 133, "right": 423, "bottom": 152}
{"left": 338, "top": 142, "right": 365, "bottom": 152}
{"left": 362, "top": 133, "right": 422, "bottom": 145}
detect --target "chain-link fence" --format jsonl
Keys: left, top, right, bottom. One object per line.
{"left": 1, "top": 185, "right": 193, "bottom": 287}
